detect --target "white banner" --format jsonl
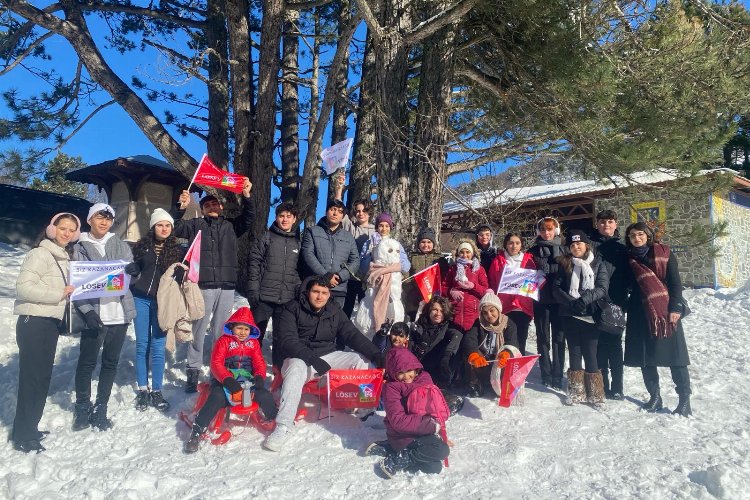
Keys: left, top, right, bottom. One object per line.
{"left": 497, "top": 267, "right": 546, "bottom": 301}
{"left": 70, "top": 260, "right": 131, "bottom": 300}
{"left": 321, "top": 138, "right": 354, "bottom": 175}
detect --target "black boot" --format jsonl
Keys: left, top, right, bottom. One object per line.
{"left": 379, "top": 448, "right": 415, "bottom": 478}
{"left": 89, "top": 403, "right": 114, "bottom": 431}
{"left": 642, "top": 389, "right": 663, "bottom": 412}
{"left": 183, "top": 424, "right": 206, "bottom": 454}
{"left": 13, "top": 439, "right": 45, "bottom": 454}
{"left": 72, "top": 401, "right": 92, "bottom": 431}
{"left": 134, "top": 390, "right": 149, "bottom": 411}
{"left": 672, "top": 394, "right": 692, "bottom": 417}
{"left": 150, "top": 391, "right": 170, "bottom": 413}
{"left": 364, "top": 440, "right": 394, "bottom": 458}
{"left": 185, "top": 369, "right": 200, "bottom": 394}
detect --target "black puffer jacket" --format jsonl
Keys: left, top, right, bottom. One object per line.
{"left": 552, "top": 254, "right": 612, "bottom": 317}
{"left": 589, "top": 229, "right": 628, "bottom": 307}
{"left": 273, "top": 282, "right": 381, "bottom": 367}
{"left": 300, "top": 217, "right": 360, "bottom": 294}
{"left": 410, "top": 317, "right": 463, "bottom": 386}
{"left": 247, "top": 223, "right": 301, "bottom": 305}
{"left": 172, "top": 197, "right": 255, "bottom": 289}
{"left": 130, "top": 237, "right": 185, "bottom": 299}
{"left": 528, "top": 236, "right": 567, "bottom": 304}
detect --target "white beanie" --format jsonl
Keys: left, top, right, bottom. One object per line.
{"left": 87, "top": 203, "right": 115, "bottom": 222}
{"left": 150, "top": 208, "right": 174, "bottom": 228}
{"left": 457, "top": 241, "right": 474, "bottom": 256}
{"left": 480, "top": 292, "right": 503, "bottom": 314}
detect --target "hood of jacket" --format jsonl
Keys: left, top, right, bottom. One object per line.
{"left": 317, "top": 216, "right": 342, "bottom": 235}
{"left": 385, "top": 347, "right": 424, "bottom": 381}
{"left": 223, "top": 306, "right": 261, "bottom": 339}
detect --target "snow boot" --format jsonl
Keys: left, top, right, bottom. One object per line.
{"left": 13, "top": 439, "right": 45, "bottom": 454}
{"left": 379, "top": 448, "right": 415, "bottom": 479}
{"left": 134, "top": 390, "right": 149, "bottom": 411}
{"left": 365, "top": 440, "right": 394, "bottom": 458}
{"left": 565, "top": 369, "right": 585, "bottom": 405}
{"left": 672, "top": 394, "right": 692, "bottom": 417}
{"left": 150, "top": 391, "right": 170, "bottom": 413}
{"left": 642, "top": 388, "right": 663, "bottom": 413}
{"left": 89, "top": 403, "right": 114, "bottom": 431}
{"left": 183, "top": 424, "right": 206, "bottom": 454}
{"left": 585, "top": 371, "right": 605, "bottom": 408}
{"left": 72, "top": 401, "right": 92, "bottom": 431}
{"left": 185, "top": 368, "right": 200, "bottom": 394}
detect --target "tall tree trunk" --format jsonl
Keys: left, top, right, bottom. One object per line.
{"left": 301, "top": 9, "right": 322, "bottom": 227}
{"left": 412, "top": 17, "right": 456, "bottom": 246}
{"left": 349, "top": 30, "right": 377, "bottom": 208}
{"left": 226, "top": 0, "right": 253, "bottom": 177}
{"left": 206, "top": 0, "right": 229, "bottom": 170}
{"left": 280, "top": 10, "right": 300, "bottom": 203}
{"left": 328, "top": 0, "right": 351, "bottom": 203}
{"left": 251, "top": 0, "right": 284, "bottom": 236}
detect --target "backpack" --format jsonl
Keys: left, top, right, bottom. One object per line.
{"left": 405, "top": 383, "right": 450, "bottom": 467}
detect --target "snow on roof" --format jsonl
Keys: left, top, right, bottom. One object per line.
{"left": 443, "top": 168, "right": 739, "bottom": 214}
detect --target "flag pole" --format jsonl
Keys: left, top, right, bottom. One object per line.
{"left": 186, "top": 154, "right": 206, "bottom": 194}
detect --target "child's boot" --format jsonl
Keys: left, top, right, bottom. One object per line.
{"left": 183, "top": 424, "right": 206, "bottom": 454}
{"left": 379, "top": 448, "right": 415, "bottom": 478}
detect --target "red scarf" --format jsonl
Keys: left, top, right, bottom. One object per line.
{"left": 628, "top": 243, "right": 673, "bottom": 338}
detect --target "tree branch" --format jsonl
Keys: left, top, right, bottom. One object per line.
{"left": 286, "top": 0, "right": 335, "bottom": 10}
{"left": 0, "top": 30, "right": 53, "bottom": 76}
{"left": 403, "top": 0, "right": 480, "bottom": 46}
{"left": 79, "top": 1, "right": 206, "bottom": 29}
{"left": 351, "top": 0, "right": 384, "bottom": 43}
{"left": 57, "top": 99, "right": 116, "bottom": 149}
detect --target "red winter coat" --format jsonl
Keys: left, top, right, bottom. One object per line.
{"left": 210, "top": 309, "right": 266, "bottom": 384}
{"left": 441, "top": 260, "right": 489, "bottom": 332}
{"left": 488, "top": 252, "right": 536, "bottom": 319}
{"left": 383, "top": 348, "right": 438, "bottom": 451}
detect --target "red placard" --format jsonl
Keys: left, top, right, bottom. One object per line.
{"left": 327, "top": 369, "right": 385, "bottom": 409}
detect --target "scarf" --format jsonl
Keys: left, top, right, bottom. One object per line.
{"left": 372, "top": 271, "right": 393, "bottom": 337}
{"left": 628, "top": 243, "right": 673, "bottom": 338}
{"left": 503, "top": 250, "right": 524, "bottom": 269}
{"left": 628, "top": 244, "right": 650, "bottom": 262}
{"left": 455, "top": 257, "right": 480, "bottom": 283}
{"left": 478, "top": 308, "right": 508, "bottom": 355}
{"left": 569, "top": 252, "right": 595, "bottom": 298}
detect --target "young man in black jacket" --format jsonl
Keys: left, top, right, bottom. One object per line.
{"left": 247, "top": 202, "right": 301, "bottom": 346}
{"left": 173, "top": 179, "right": 255, "bottom": 392}
{"left": 589, "top": 209, "right": 628, "bottom": 399}
{"left": 262, "top": 276, "right": 383, "bottom": 452}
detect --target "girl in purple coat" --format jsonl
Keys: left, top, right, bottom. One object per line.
{"left": 366, "top": 348, "right": 450, "bottom": 478}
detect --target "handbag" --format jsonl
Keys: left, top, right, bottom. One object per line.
{"left": 593, "top": 298, "right": 626, "bottom": 335}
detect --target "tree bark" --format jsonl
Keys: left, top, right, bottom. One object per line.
{"left": 349, "top": 29, "right": 377, "bottom": 208}
{"left": 280, "top": 10, "right": 301, "bottom": 203}
{"left": 226, "top": 0, "right": 254, "bottom": 177}
{"left": 327, "top": 0, "right": 351, "bottom": 203}
{"left": 300, "top": 8, "right": 322, "bottom": 227}
{"left": 206, "top": 0, "right": 230, "bottom": 170}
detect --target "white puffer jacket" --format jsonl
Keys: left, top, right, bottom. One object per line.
{"left": 14, "top": 239, "right": 70, "bottom": 320}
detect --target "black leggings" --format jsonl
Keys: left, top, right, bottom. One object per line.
{"left": 75, "top": 324, "right": 128, "bottom": 405}
{"left": 533, "top": 302, "right": 566, "bottom": 380}
{"left": 195, "top": 381, "right": 278, "bottom": 428}
{"left": 563, "top": 316, "right": 600, "bottom": 373}
{"left": 13, "top": 316, "right": 59, "bottom": 442}
{"left": 402, "top": 435, "right": 450, "bottom": 474}
{"left": 506, "top": 311, "right": 532, "bottom": 355}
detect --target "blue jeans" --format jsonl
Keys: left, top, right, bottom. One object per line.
{"left": 133, "top": 295, "right": 167, "bottom": 390}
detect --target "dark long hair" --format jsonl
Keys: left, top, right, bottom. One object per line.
{"left": 132, "top": 228, "right": 183, "bottom": 271}
{"left": 557, "top": 245, "right": 593, "bottom": 274}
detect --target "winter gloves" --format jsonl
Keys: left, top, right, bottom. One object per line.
{"left": 223, "top": 376, "right": 243, "bottom": 395}
{"left": 468, "top": 352, "right": 489, "bottom": 368}
{"left": 124, "top": 262, "right": 140, "bottom": 276}
{"left": 449, "top": 289, "right": 464, "bottom": 302}
{"left": 311, "top": 357, "right": 332, "bottom": 376}
{"left": 570, "top": 298, "right": 587, "bottom": 315}
{"left": 172, "top": 265, "right": 186, "bottom": 285}
{"left": 84, "top": 311, "right": 104, "bottom": 330}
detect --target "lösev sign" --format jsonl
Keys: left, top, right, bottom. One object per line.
{"left": 69, "top": 260, "right": 131, "bottom": 300}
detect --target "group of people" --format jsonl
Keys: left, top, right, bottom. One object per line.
{"left": 12, "top": 179, "right": 693, "bottom": 478}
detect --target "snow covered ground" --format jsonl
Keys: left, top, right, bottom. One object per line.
{"left": 1, "top": 243, "right": 749, "bottom": 499}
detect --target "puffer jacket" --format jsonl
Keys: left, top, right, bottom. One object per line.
{"left": 14, "top": 239, "right": 70, "bottom": 320}
{"left": 441, "top": 261, "right": 489, "bottom": 332}
{"left": 528, "top": 236, "right": 567, "bottom": 304}
{"left": 172, "top": 197, "right": 255, "bottom": 289}
{"left": 383, "top": 348, "right": 439, "bottom": 451}
{"left": 300, "top": 217, "right": 360, "bottom": 294}
{"left": 247, "top": 223, "right": 301, "bottom": 305}
{"left": 410, "top": 317, "right": 463, "bottom": 386}
{"left": 552, "top": 254, "right": 612, "bottom": 317}
{"left": 72, "top": 234, "right": 136, "bottom": 327}
{"left": 210, "top": 318, "right": 265, "bottom": 384}
{"left": 589, "top": 229, "right": 628, "bottom": 307}
{"left": 130, "top": 238, "right": 184, "bottom": 299}
{"left": 273, "top": 280, "right": 381, "bottom": 366}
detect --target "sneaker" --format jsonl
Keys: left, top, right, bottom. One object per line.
{"left": 135, "top": 390, "right": 150, "bottom": 411}
{"left": 262, "top": 423, "right": 290, "bottom": 452}
{"left": 150, "top": 391, "right": 170, "bottom": 413}
{"left": 364, "top": 440, "right": 393, "bottom": 457}
{"left": 13, "top": 439, "right": 45, "bottom": 454}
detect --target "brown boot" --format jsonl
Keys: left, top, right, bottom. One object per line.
{"left": 585, "top": 371, "right": 606, "bottom": 408}
{"left": 565, "top": 369, "right": 585, "bottom": 405}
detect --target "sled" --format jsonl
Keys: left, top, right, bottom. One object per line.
{"left": 179, "top": 382, "right": 274, "bottom": 446}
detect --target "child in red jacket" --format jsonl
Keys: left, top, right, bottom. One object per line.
{"left": 183, "top": 307, "right": 276, "bottom": 453}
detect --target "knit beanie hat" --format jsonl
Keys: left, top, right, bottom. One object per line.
{"left": 567, "top": 229, "right": 592, "bottom": 246}
{"left": 150, "top": 208, "right": 174, "bottom": 228}
{"left": 416, "top": 227, "right": 437, "bottom": 247}
{"left": 375, "top": 212, "right": 394, "bottom": 229}
{"left": 480, "top": 292, "right": 503, "bottom": 314}
{"left": 87, "top": 203, "right": 115, "bottom": 222}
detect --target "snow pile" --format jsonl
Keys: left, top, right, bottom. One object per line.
{"left": 1, "top": 245, "right": 749, "bottom": 499}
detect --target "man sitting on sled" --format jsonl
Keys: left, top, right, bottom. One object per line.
{"left": 183, "top": 307, "right": 276, "bottom": 453}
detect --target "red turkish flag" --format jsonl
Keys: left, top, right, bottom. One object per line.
{"left": 191, "top": 154, "right": 245, "bottom": 194}
{"left": 414, "top": 263, "right": 441, "bottom": 302}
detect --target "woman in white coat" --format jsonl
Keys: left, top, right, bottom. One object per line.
{"left": 12, "top": 213, "right": 80, "bottom": 453}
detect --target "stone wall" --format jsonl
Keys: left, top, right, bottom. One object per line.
{"left": 712, "top": 191, "right": 750, "bottom": 288}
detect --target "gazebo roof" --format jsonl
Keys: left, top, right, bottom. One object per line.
{"left": 65, "top": 154, "right": 189, "bottom": 187}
